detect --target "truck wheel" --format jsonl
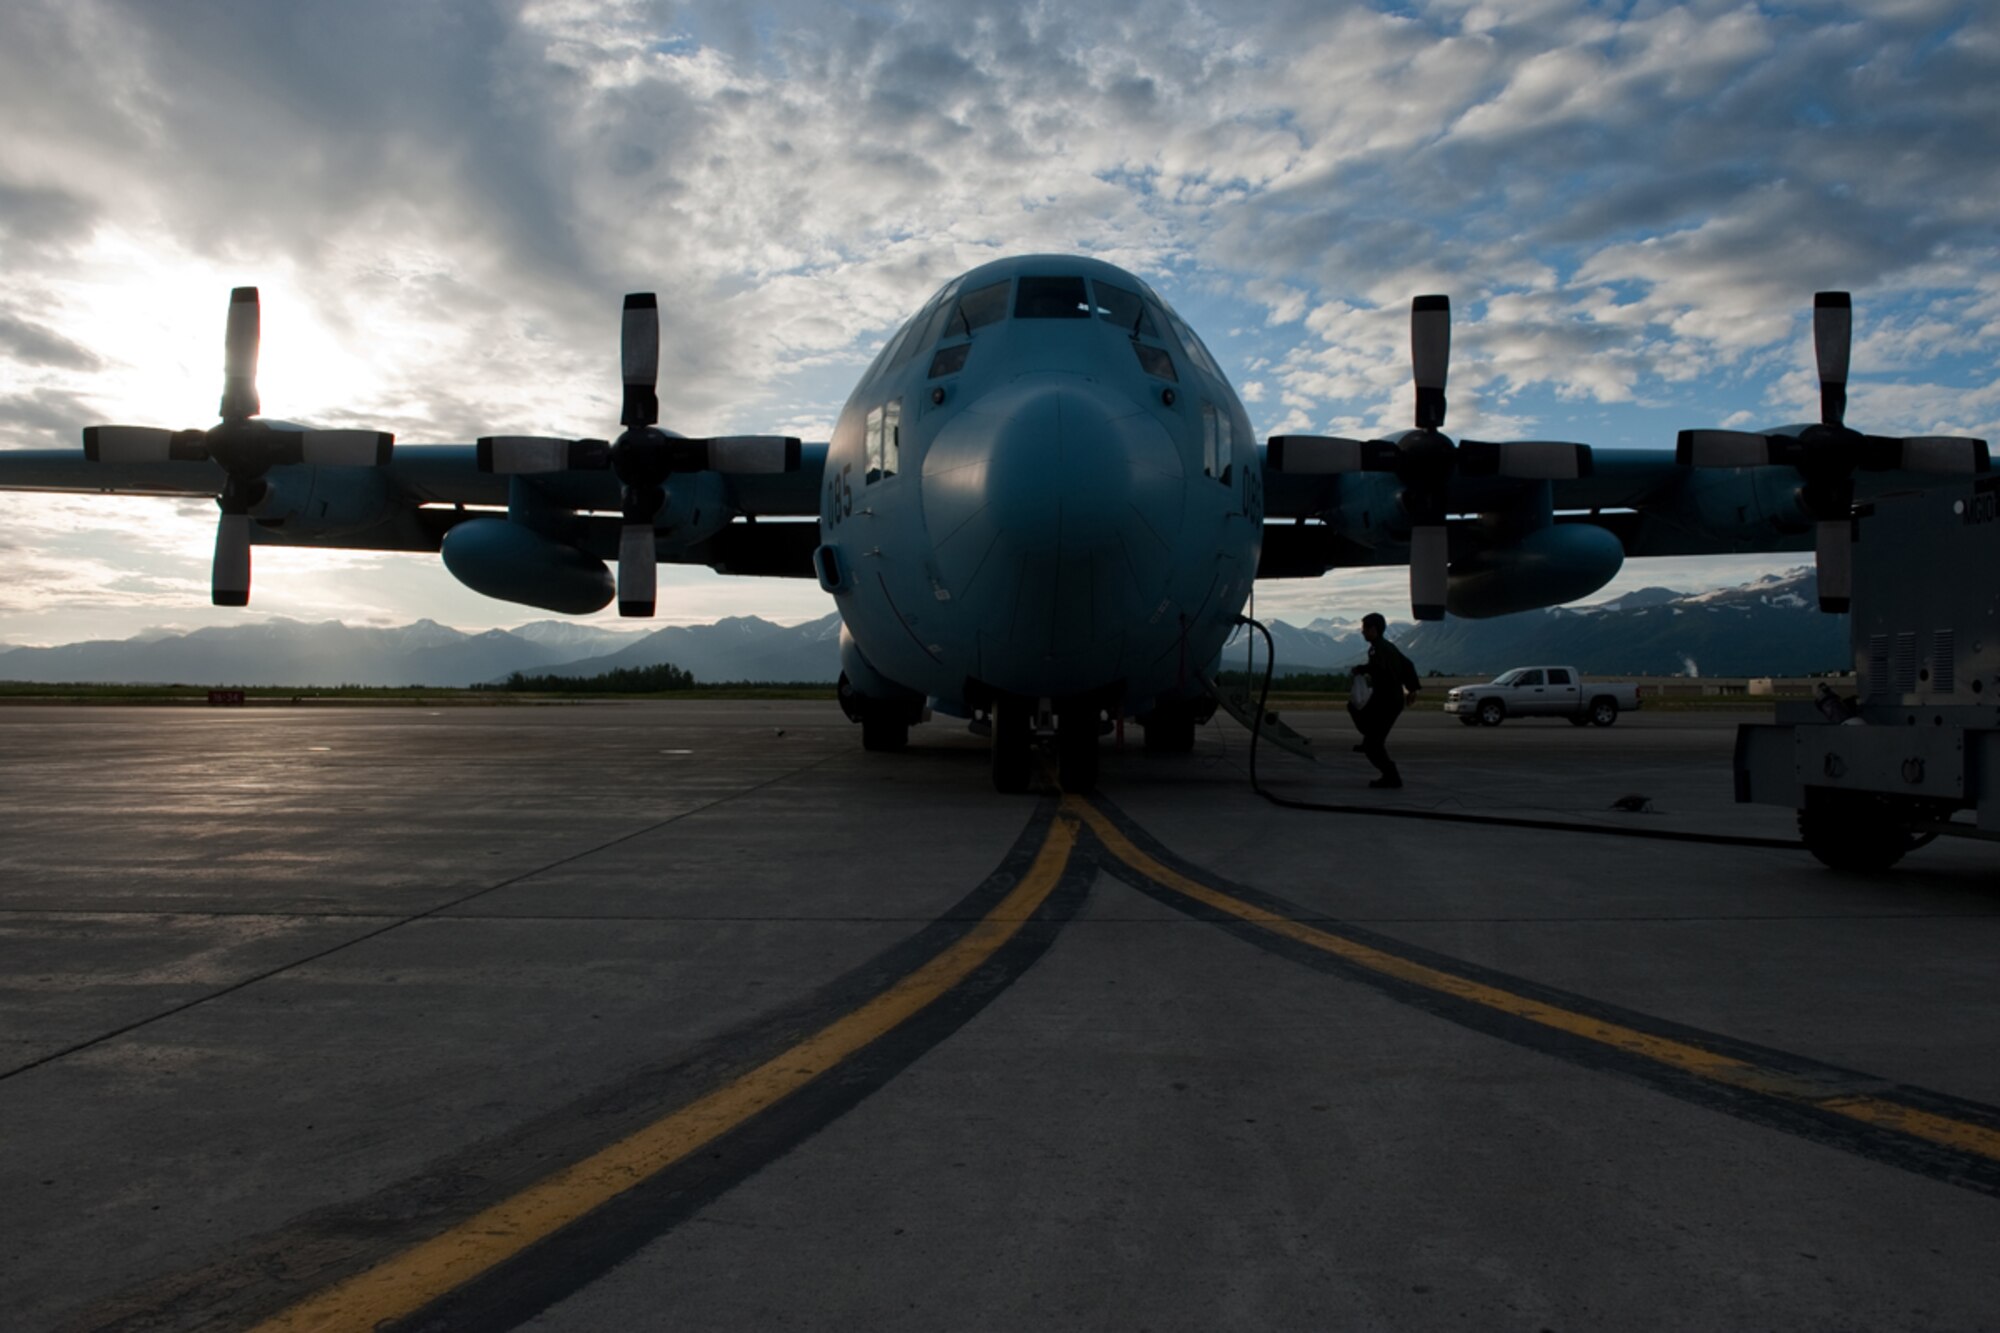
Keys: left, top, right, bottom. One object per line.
{"left": 1477, "top": 699, "right": 1505, "bottom": 727}
{"left": 1797, "top": 795, "right": 1917, "bottom": 872}
{"left": 1567, "top": 714, "right": 1591, "bottom": 727}
{"left": 1589, "top": 697, "right": 1619, "bottom": 727}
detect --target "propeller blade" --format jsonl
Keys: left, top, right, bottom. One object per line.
{"left": 697, "top": 435, "right": 804, "bottom": 474}
{"left": 477, "top": 436, "right": 580, "bottom": 474}
{"left": 1459, "top": 440, "right": 1592, "bottom": 480}
{"left": 1411, "top": 295, "right": 1449, "bottom": 430}
{"left": 1814, "top": 291, "right": 1850, "bottom": 428}
{"left": 1266, "top": 435, "right": 1372, "bottom": 474}
{"left": 1409, "top": 523, "right": 1448, "bottom": 621}
{"left": 1815, "top": 517, "right": 1852, "bottom": 613}
{"left": 212, "top": 514, "right": 252, "bottom": 607}
{"left": 82, "top": 426, "right": 177, "bottom": 464}
{"left": 1676, "top": 429, "right": 1773, "bottom": 469}
{"left": 221, "top": 286, "right": 260, "bottom": 421}
{"left": 300, "top": 430, "right": 393, "bottom": 467}
{"left": 1894, "top": 435, "right": 1990, "bottom": 475}
{"left": 617, "top": 524, "right": 657, "bottom": 617}
{"left": 621, "top": 293, "right": 660, "bottom": 429}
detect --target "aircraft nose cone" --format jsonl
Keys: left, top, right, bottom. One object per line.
{"left": 981, "top": 379, "right": 1135, "bottom": 551}
{"left": 922, "top": 373, "right": 1186, "bottom": 653}
{"left": 925, "top": 375, "right": 1179, "bottom": 562}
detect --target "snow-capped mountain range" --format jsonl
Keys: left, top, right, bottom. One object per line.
{"left": 0, "top": 570, "right": 1848, "bottom": 687}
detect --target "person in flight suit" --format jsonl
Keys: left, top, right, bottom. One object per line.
{"left": 1347, "top": 612, "right": 1420, "bottom": 789}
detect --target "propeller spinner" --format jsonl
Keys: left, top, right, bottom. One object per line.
{"left": 1268, "top": 294, "right": 1593, "bottom": 620}
{"left": 1676, "top": 292, "right": 1990, "bottom": 612}
{"left": 478, "top": 293, "right": 802, "bottom": 617}
{"left": 81, "top": 287, "right": 395, "bottom": 605}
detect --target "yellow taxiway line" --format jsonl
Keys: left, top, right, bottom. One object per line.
{"left": 1065, "top": 795, "right": 2000, "bottom": 1165}
{"left": 253, "top": 813, "right": 1080, "bottom": 1333}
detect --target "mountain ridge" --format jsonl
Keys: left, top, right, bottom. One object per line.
{"left": 0, "top": 570, "right": 1849, "bottom": 686}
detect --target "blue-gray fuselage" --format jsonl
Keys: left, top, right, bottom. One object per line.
{"left": 815, "top": 255, "right": 1262, "bottom": 721}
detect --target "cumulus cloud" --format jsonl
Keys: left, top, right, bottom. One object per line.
{"left": 0, "top": 0, "right": 1994, "bottom": 641}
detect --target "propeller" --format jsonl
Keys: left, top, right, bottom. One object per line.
{"left": 1267, "top": 295, "right": 1593, "bottom": 620}
{"left": 1675, "top": 291, "right": 1990, "bottom": 612}
{"left": 476, "top": 292, "right": 802, "bottom": 617}
{"left": 81, "top": 287, "right": 395, "bottom": 605}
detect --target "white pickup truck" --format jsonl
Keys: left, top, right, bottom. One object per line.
{"left": 1443, "top": 666, "right": 1642, "bottom": 727}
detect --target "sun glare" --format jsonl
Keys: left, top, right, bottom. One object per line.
{"left": 65, "top": 230, "right": 383, "bottom": 430}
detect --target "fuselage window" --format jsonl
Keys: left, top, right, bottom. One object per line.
{"left": 1201, "top": 404, "right": 1232, "bottom": 484}
{"left": 1016, "top": 275, "right": 1091, "bottom": 319}
{"left": 929, "top": 343, "right": 971, "bottom": 378}
{"left": 945, "top": 281, "right": 1010, "bottom": 338}
{"left": 866, "top": 399, "right": 902, "bottom": 483}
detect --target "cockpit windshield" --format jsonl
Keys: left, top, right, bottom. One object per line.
{"left": 1091, "top": 281, "right": 1159, "bottom": 337}
{"left": 1015, "top": 275, "right": 1091, "bottom": 319}
{"left": 943, "top": 281, "right": 1010, "bottom": 338}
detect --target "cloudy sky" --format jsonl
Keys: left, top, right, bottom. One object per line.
{"left": 0, "top": 0, "right": 1994, "bottom": 646}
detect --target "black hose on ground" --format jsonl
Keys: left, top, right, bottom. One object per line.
{"left": 1230, "top": 613, "right": 1803, "bottom": 852}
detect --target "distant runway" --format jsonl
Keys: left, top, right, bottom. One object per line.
{"left": 2, "top": 702, "right": 1996, "bottom": 1331}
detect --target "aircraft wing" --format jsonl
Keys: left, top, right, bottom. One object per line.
{"left": 1254, "top": 290, "right": 1989, "bottom": 617}
{"left": 0, "top": 441, "right": 828, "bottom": 576}
{"left": 0, "top": 286, "right": 834, "bottom": 615}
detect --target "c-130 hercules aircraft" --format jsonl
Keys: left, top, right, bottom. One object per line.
{"left": 0, "top": 255, "right": 1987, "bottom": 791}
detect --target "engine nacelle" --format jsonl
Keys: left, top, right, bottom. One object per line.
{"left": 1446, "top": 522, "right": 1625, "bottom": 619}
{"left": 440, "top": 518, "right": 615, "bottom": 614}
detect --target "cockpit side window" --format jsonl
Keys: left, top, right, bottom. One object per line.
{"left": 1164, "top": 308, "right": 1222, "bottom": 379}
{"left": 885, "top": 283, "right": 958, "bottom": 375}
{"left": 1015, "top": 275, "right": 1091, "bottom": 319}
{"left": 906, "top": 281, "right": 962, "bottom": 360}
{"left": 944, "top": 281, "right": 1010, "bottom": 338}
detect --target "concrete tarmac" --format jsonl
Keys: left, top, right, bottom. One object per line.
{"left": 0, "top": 702, "right": 1995, "bottom": 1331}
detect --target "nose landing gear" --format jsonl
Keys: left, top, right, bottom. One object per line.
{"left": 1055, "top": 703, "right": 1100, "bottom": 792}
{"left": 985, "top": 695, "right": 1105, "bottom": 793}
{"left": 990, "top": 697, "right": 1034, "bottom": 794}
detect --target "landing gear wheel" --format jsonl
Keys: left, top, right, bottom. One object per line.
{"left": 1798, "top": 794, "right": 1918, "bottom": 871}
{"left": 1141, "top": 706, "right": 1197, "bottom": 753}
{"left": 1589, "top": 698, "right": 1619, "bottom": 727}
{"left": 860, "top": 711, "right": 908, "bottom": 752}
{"left": 1478, "top": 699, "right": 1505, "bottom": 727}
{"left": 1057, "top": 706, "right": 1100, "bottom": 791}
{"left": 990, "top": 698, "right": 1033, "bottom": 794}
